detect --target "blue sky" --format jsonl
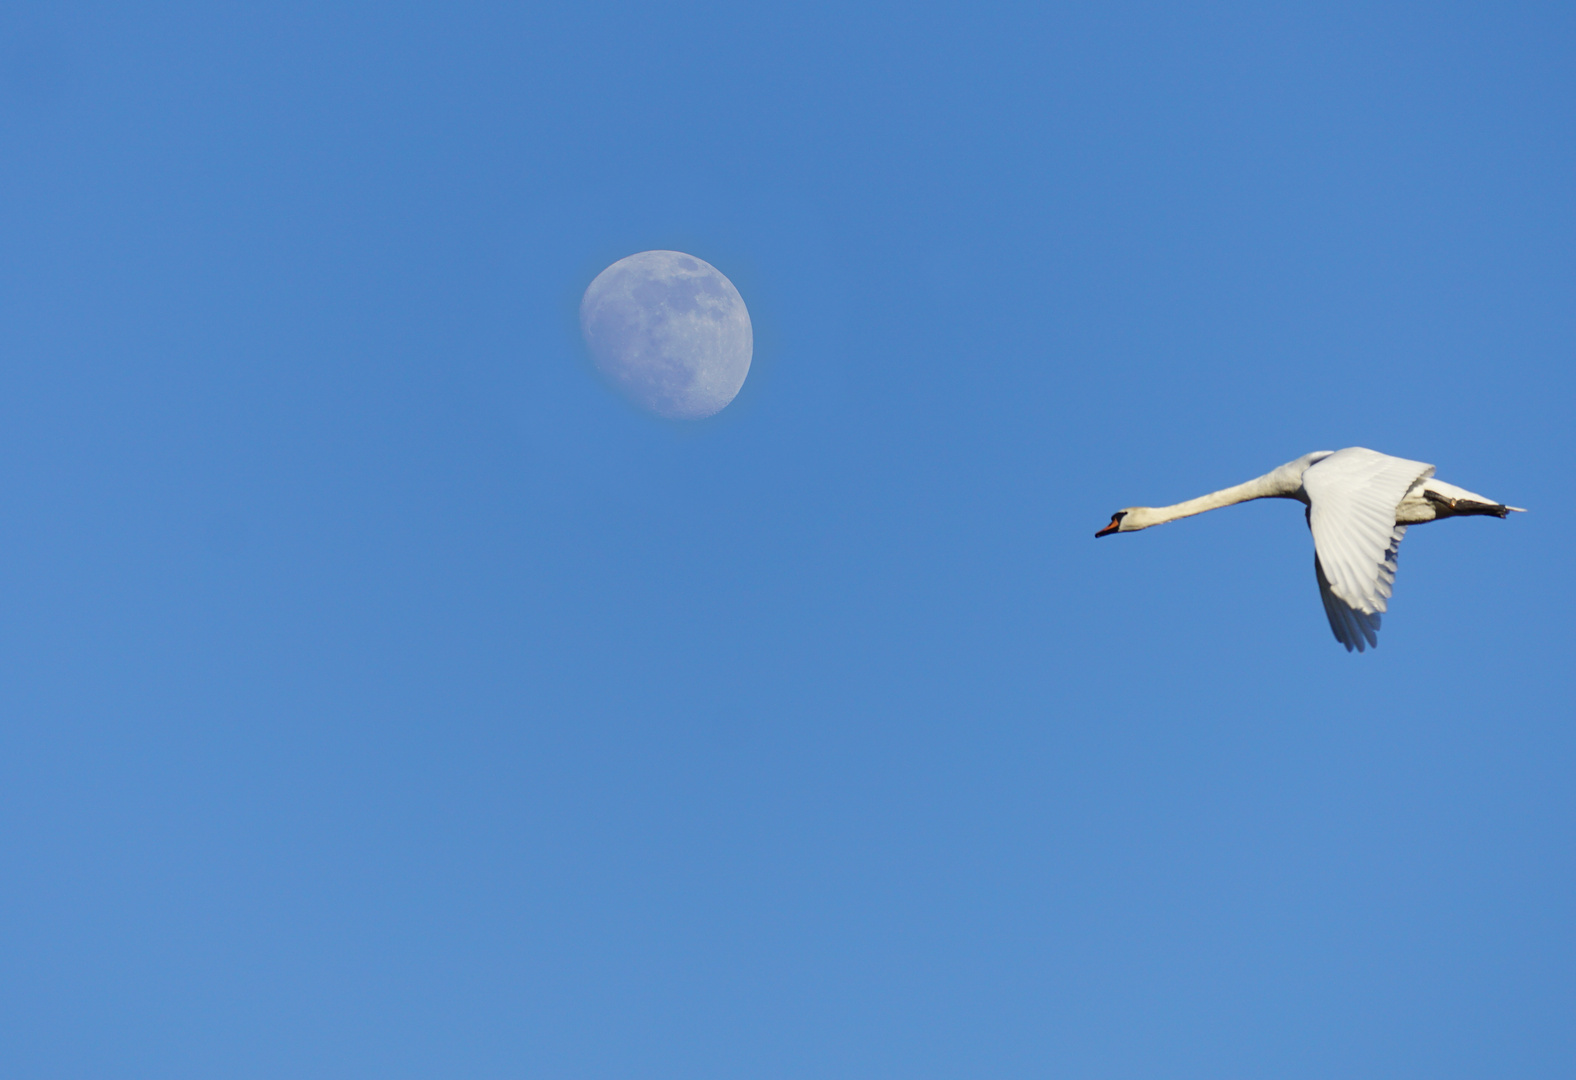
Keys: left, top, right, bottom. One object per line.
{"left": 2, "top": 2, "right": 1572, "bottom": 1077}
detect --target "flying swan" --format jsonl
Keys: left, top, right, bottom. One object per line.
{"left": 1095, "top": 448, "right": 1523, "bottom": 651}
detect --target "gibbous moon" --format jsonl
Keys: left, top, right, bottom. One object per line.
{"left": 579, "top": 250, "right": 753, "bottom": 420}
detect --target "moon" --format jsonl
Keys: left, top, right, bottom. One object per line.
{"left": 579, "top": 251, "right": 753, "bottom": 420}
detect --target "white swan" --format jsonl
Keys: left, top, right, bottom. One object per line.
{"left": 1096, "top": 448, "right": 1524, "bottom": 651}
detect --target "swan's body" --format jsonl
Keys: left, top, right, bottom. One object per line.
{"left": 1096, "top": 448, "right": 1523, "bottom": 651}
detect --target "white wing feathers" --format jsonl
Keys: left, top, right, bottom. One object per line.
{"left": 1302, "top": 448, "right": 1434, "bottom": 651}
{"left": 1314, "top": 524, "right": 1405, "bottom": 652}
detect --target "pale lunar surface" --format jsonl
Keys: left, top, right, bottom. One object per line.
{"left": 579, "top": 251, "right": 753, "bottom": 420}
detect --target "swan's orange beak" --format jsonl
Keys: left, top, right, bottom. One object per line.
{"left": 1095, "top": 516, "right": 1122, "bottom": 538}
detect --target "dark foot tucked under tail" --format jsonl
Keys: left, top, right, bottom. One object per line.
{"left": 1424, "top": 490, "right": 1518, "bottom": 519}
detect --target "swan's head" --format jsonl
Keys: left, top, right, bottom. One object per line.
{"left": 1095, "top": 508, "right": 1158, "bottom": 537}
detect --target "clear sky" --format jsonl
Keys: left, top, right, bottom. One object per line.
{"left": 2, "top": 2, "right": 1572, "bottom": 1077}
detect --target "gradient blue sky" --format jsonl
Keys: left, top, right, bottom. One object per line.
{"left": 2, "top": 3, "right": 1572, "bottom": 1077}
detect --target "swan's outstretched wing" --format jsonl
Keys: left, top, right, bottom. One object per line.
{"left": 1302, "top": 448, "right": 1434, "bottom": 651}
{"left": 1314, "top": 529, "right": 1402, "bottom": 652}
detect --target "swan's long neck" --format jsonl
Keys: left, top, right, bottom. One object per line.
{"left": 1130, "top": 469, "right": 1299, "bottom": 529}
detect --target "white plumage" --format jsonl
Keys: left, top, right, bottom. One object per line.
{"left": 1095, "top": 448, "right": 1523, "bottom": 651}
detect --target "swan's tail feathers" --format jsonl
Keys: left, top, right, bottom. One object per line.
{"left": 1422, "top": 482, "right": 1524, "bottom": 519}
{"left": 1316, "top": 554, "right": 1381, "bottom": 652}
